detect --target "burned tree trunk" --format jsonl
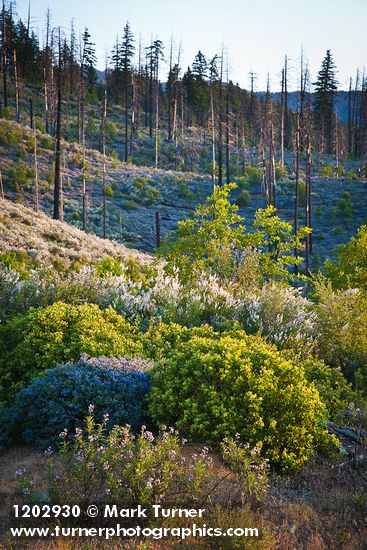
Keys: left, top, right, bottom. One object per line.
{"left": 33, "top": 129, "right": 39, "bottom": 212}
{"left": 217, "top": 53, "right": 223, "bottom": 187}
{"left": 294, "top": 113, "right": 300, "bottom": 271}
{"left": 53, "top": 30, "right": 63, "bottom": 221}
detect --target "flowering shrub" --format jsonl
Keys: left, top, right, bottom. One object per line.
{"left": 312, "top": 279, "right": 367, "bottom": 386}
{"left": 8, "top": 356, "right": 152, "bottom": 448}
{"left": 240, "top": 282, "right": 316, "bottom": 353}
{"left": 149, "top": 328, "right": 329, "bottom": 471}
{"left": 0, "top": 263, "right": 243, "bottom": 327}
{"left": 221, "top": 436, "right": 268, "bottom": 509}
{"left": 46, "top": 412, "right": 211, "bottom": 506}
{"left": 108, "top": 269, "right": 243, "bottom": 327}
{"left": 0, "top": 302, "right": 143, "bottom": 402}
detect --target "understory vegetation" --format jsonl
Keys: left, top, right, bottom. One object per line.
{"left": 1, "top": 184, "right": 367, "bottom": 548}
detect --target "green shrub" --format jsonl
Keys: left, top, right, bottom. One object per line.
{"left": 297, "top": 180, "right": 306, "bottom": 207}
{"left": 312, "top": 279, "right": 367, "bottom": 385}
{"left": 148, "top": 326, "right": 328, "bottom": 471}
{"left": 178, "top": 180, "right": 194, "bottom": 200}
{"left": 71, "top": 211, "right": 82, "bottom": 221}
{"left": 0, "top": 302, "right": 143, "bottom": 402}
{"left": 106, "top": 121, "right": 118, "bottom": 142}
{"left": 0, "top": 121, "right": 22, "bottom": 145}
{"left": 244, "top": 165, "right": 263, "bottom": 185}
{"left": 275, "top": 163, "right": 287, "bottom": 180}
{"left": 319, "top": 165, "right": 334, "bottom": 178}
{"left": 121, "top": 198, "right": 139, "bottom": 210}
{"left": 131, "top": 176, "right": 161, "bottom": 205}
{"left": 234, "top": 176, "right": 248, "bottom": 189}
{"left": 336, "top": 191, "right": 353, "bottom": 224}
{"left": 348, "top": 170, "right": 358, "bottom": 180}
{"left": 6, "top": 164, "right": 34, "bottom": 192}
{"left": 236, "top": 189, "right": 251, "bottom": 206}
{"left": 39, "top": 134, "right": 54, "bottom": 150}
{"left": 291, "top": 355, "right": 357, "bottom": 419}
{"left": 162, "top": 184, "right": 309, "bottom": 285}
{"left": 70, "top": 151, "right": 84, "bottom": 168}
{"left": 0, "top": 251, "right": 33, "bottom": 273}
{"left": 103, "top": 184, "right": 113, "bottom": 197}
{"left": 325, "top": 224, "right": 367, "bottom": 290}
{"left": 0, "top": 107, "right": 11, "bottom": 121}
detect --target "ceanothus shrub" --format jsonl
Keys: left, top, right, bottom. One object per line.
{"left": 0, "top": 301, "right": 143, "bottom": 402}
{"left": 148, "top": 326, "right": 329, "bottom": 471}
{"left": 9, "top": 355, "right": 153, "bottom": 448}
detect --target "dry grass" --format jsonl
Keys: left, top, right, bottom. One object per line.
{"left": 1, "top": 446, "right": 367, "bottom": 549}
{"left": 0, "top": 198, "right": 150, "bottom": 266}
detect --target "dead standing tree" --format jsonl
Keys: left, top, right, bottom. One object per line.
{"left": 53, "top": 28, "right": 63, "bottom": 221}
{"left": 101, "top": 72, "right": 107, "bottom": 239}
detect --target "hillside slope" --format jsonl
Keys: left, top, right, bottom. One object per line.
{"left": 0, "top": 198, "right": 149, "bottom": 266}
{"left": 1, "top": 118, "right": 367, "bottom": 264}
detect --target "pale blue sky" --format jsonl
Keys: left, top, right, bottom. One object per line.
{"left": 17, "top": 0, "right": 366, "bottom": 90}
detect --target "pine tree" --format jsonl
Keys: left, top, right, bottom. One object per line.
{"left": 313, "top": 50, "right": 338, "bottom": 155}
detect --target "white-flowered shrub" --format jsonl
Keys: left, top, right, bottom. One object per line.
{"left": 239, "top": 283, "right": 316, "bottom": 353}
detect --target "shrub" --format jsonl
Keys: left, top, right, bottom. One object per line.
{"left": 324, "top": 224, "right": 367, "bottom": 290}
{"left": 221, "top": 437, "right": 268, "bottom": 509}
{"left": 9, "top": 356, "right": 152, "bottom": 447}
{"left": 149, "top": 327, "right": 328, "bottom": 471}
{"left": 131, "top": 176, "right": 161, "bottom": 205}
{"left": 0, "top": 302, "right": 142, "bottom": 402}
{"left": 290, "top": 355, "right": 357, "bottom": 419}
{"left": 40, "top": 413, "right": 211, "bottom": 507}
{"left": 6, "top": 163, "right": 34, "bottom": 192}
{"left": 236, "top": 189, "right": 251, "bottom": 206}
{"left": 244, "top": 165, "right": 263, "bottom": 185}
{"left": 240, "top": 282, "right": 316, "bottom": 354}
{"left": 312, "top": 278, "right": 367, "bottom": 386}
{"left": 0, "top": 121, "right": 22, "bottom": 145}
{"left": 121, "top": 198, "right": 139, "bottom": 210}
{"left": 275, "top": 163, "right": 287, "bottom": 180}
{"left": 336, "top": 191, "right": 353, "bottom": 224}
{"left": 70, "top": 151, "right": 84, "bottom": 169}
{"left": 39, "top": 134, "right": 54, "bottom": 150}
{"left": 162, "top": 184, "right": 309, "bottom": 286}
{"left": 319, "top": 165, "right": 334, "bottom": 178}
{"left": 103, "top": 184, "right": 114, "bottom": 197}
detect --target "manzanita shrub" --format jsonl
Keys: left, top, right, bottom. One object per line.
{"left": 0, "top": 301, "right": 143, "bottom": 402}
{"left": 6, "top": 356, "right": 152, "bottom": 448}
{"left": 148, "top": 326, "right": 330, "bottom": 471}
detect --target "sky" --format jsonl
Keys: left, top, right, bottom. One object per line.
{"left": 16, "top": 0, "right": 367, "bottom": 91}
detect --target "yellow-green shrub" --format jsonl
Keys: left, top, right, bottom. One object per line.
{"left": 0, "top": 302, "right": 142, "bottom": 402}
{"left": 148, "top": 326, "right": 328, "bottom": 471}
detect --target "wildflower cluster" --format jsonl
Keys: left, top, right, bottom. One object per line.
{"left": 47, "top": 412, "right": 211, "bottom": 506}
{"left": 221, "top": 436, "right": 269, "bottom": 509}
